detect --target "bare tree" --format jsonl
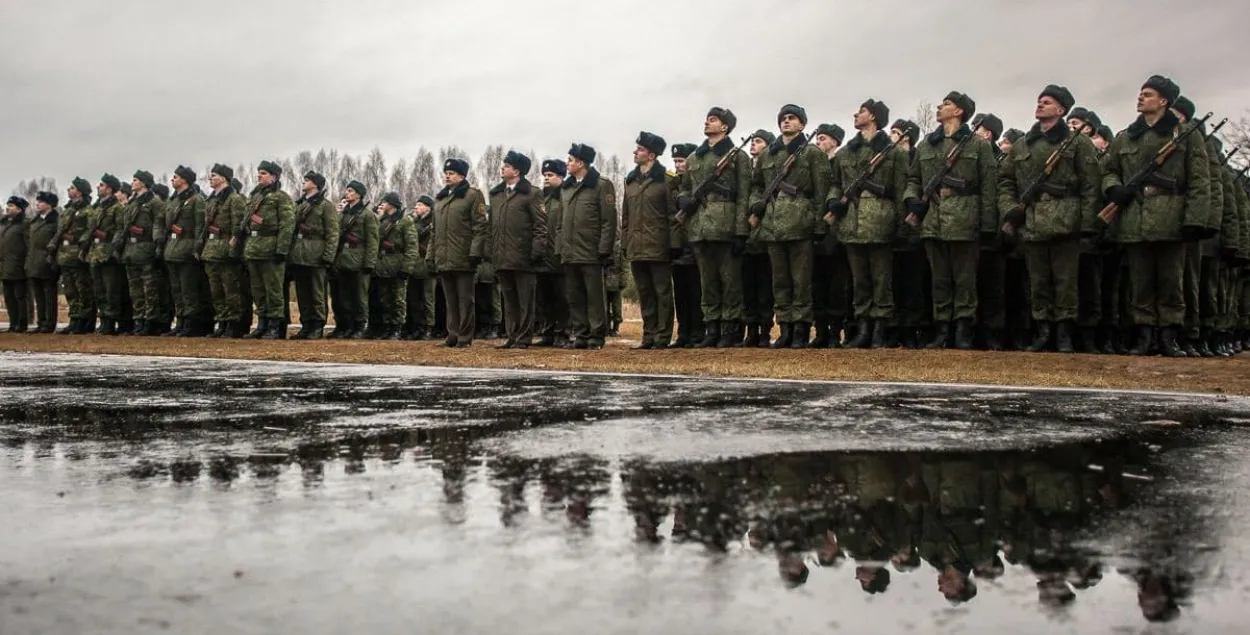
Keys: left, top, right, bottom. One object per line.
{"left": 411, "top": 147, "right": 439, "bottom": 199}
{"left": 526, "top": 148, "right": 541, "bottom": 183}
{"left": 326, "top": 149, "right": 341, "bottom": 193}
{"left": 337, "top": 154, "right": 361, "bottom": 199}
{"left": 360, "top": 146, "right": 387, "bottom": 203}
{"left": 914, "top": 99, "right": 937, "bottom": 135}
{"left": 474, "top": 144, "right": 505, "bottom": 188}
{"left": 279, "top": 159, "right": 298, "bottom": 197}
{"left": 389, "top": 158, "right": 408, "bottom": 205}
{"left": 294, "top": 150, "right": 315, "bottom": 180}
{"left": 1226, "top": 113, "right": 1250, "bottom": 171}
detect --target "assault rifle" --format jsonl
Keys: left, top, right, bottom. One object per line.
{"left": 1098, "top": 112, "right": 1217, "bottom": 224}
{"left": 905, "top": 122, "right": 984, "bottom": 227}
{"left": 110, "top": 196, "right": 144, "bottom": 263}
{"left": 749, "top": 131, "right": 817, "bottom": 227}
{"left": 677, "top": 136, "right": 750, "bottom": 224}
{"left": 824, "top": 132, "right": 904, "bottom": 226}
{"left": 1220, "top": 146, "right": 1241, "bottom": 168}
{"left": 1001, "top": 121, "right": 1091, "bottom": 234}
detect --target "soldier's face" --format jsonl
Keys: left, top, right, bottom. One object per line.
{"left": 704, "top": 116, "right": 727, "bottom": 136}
{"left": 566, "top": 157, "right": 586, "bottom": 175}
{"left": 413, "top": 202, "right": 431, "bottom": 216}
{"left": 500, "top": 164, "right": 520, "bottom": 181}
{"left": 1093, "top": 136, "right": 1109, "bottom": 151}
{"left": 853, "top": 106, "right": 874, "bottom": 130}
{"left": 750, "top": 138, "right": 767, "bottom": 156}
{"left": 815, "top": 135, "right": 838, "bottom": 154}
{"left": 67, "top": 187, "right": 80, "bottom": 201}
{"left": 258, "top": 170, "right": 276, "bottom": 186}
{"left": 937, "top": 100, "right": 960, "bottom": 123}
{"left": 97, "top": 184, "right": 110, "bottom": 198}
{"left": 5, "top": 204, "right": 18, "bottom": 216}
{"left": 444, "top": 171, "right": 464, "bottom": 186}
{"left": 632, "top": 146, "right": 654, "bottom": 165}
{"left": 344, "top": 189, "right": 361, "bottom": 204}
{"left": 36, "top": 201, "right": 52, "bottom": 214}
{"left": 172, "top": 175, "right": 188, "bottom": 190}
{"left": 999, "top": 139, "right": 1014, "bottom": 154}
{"left": 1034, "top": 96, "right": 1064, "bottom": 121}
{"left": 779, "top": 114, "right": 803, "bottom": 135}
{"left": 116, "top": 191, "right": 129, "bottom": 204}
{"left": 1137, "top": 88, "right": 1165, "bottom": 114}
{"left": 673, "top": 158, "right": 687, "bottom": 174}
{"left": 379, "top": 202, "right": 396, "bottom": 215}
{"left": 302, "top": 179, "right": 318, "bottom": 195}
{"left": 542, "top": 172, "right": 563, "bottom": 188}
{"left": 209, "top": 174, "right": 226, "bottom": 190}
{"left": 131, "top": 178, "right": 146, "bottom": 193}
{"left": 975, "top": 128, "right": 993, "bottom": 142}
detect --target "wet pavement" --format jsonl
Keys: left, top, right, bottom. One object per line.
{"left": 2, "top": 353, "right": 1250, "bottom": 634}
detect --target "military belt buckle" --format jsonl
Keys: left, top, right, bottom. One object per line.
{"left": 939, "top": 187, "right": 954, "bottom": 198}
{"left": 208, "top": 235, "right": 217, "bottom": 240}
{"left": 170, "top": 234, "right": 178, "bottom": 241}
{"left": 62, "top": 240, "right": 70, "bottom": 247}
{"left": 93, "top": 238, "right": 100, "bottom": 244}
{"left": 251, "top": 231, "right": 259, "bottom": 237}
{"left": 129, "top": 237, "right": 137, "bottom": 244}
{"left": 297, "top": 233, "right": 304, "bottom": 240}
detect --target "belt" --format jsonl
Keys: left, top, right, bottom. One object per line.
{"left": 250, "top": 230, "right": 279, "bottom": 237}
{"left": 1142, "top": 185, "right": 1180, "bottom": 198}
{"left": 776, "top": 191, "right": 809, "bottom": 200}
{"left": 704, "top": 193, "right": 736, "bottom": 203}
{"left": 858, "top": 191, "right": 892, "bottom": 201}
{"left": 938, "top": 187, "right": 976, "bottom": 198}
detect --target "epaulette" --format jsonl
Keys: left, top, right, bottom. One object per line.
{"left": 666, "top": 170, "right": 677, "bottom": 178}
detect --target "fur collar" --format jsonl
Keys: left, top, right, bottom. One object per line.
{"left": 769, "top": 133, "right": 808, "bottom": 156}
{"left": 542, "top": 185, "right": 559, "bottom": 198}
{"left": 343, "top": 201, "right": 367, "bottom": 215}
{"left": 1126, "top": 109, "right": 1180, "bottom": 141}
{"left": 844, "top": 129, "right": 890, "bottom": 153}
{"left": 1025, "top": 120, "right": 1070, "bottom": 145}
{"left": 67, "top": 198, "right": 90, "bottom": 211}
{"left": 97, "top": 195, "right": 118, "bottom": 210}
{"left": 489, "top": 178, "right": 533, "bottom": 196}
{"left": 562, "top": 167, "right": 601, "bottom": 190}
{"left": 296, "top": 191, "right": 325, "bottom": 206}
{"left": 625, "top": 161, "right": 667, "bottom": 185}
{"left": 925, "top": 124, "right": 972, "bottom": 146}
{"left": 694, "top": 136, "right": 735, "bottom": 157}
{"left": 212, "top": 186, "right": 235, "bottom": 202}
{"left": 133, "top": 191, "right": 154, "bottom": 206}
{"left": 436, "top": 180, "right": 471, "bottom": 200}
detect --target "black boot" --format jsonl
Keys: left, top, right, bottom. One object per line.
{"left": 981, "top": 328, "right": 1004, "bottom": 351}
{"left": 757, "top": 324, "right": 772, "bottom": 348}
{"left": 209, "top": 321, "right": 227, "bottom": 338}
{"left": 828, "top": 318, "right": 844, "bottom": 349}
{"left": 743, "top": 324, "right": 761, "bottom": 348}
{"left": 1127, "top": 326, "right": 1154, "bottom": 356}
{"left": 954, "top": 319, "right": 975, "bottom": 350}
{"left": 1055, "top": 321, "right": 1074, "bottom": 354}
{"left": 163, "top": 318, "right": 183, "bottom": 337}
{"left": 729, "top": 322, "right": 746, "bottom": 348}
{"left": 1078, "top": 328, "right": 1100, "bottom": 354}
{"left": 1197, "top": 330, "right": 1215, "bottom": 357}
{"left": 870, "top": 319, "right": 888, "bottom": 349}
{"left": 1215, "top": 332, "right": 1232, "bottom": 358}
{"left": 811, "top": 322, "right": 831, "bottom": 348}
{"left": 717, "top": 321, "right": 738, "bottom": 348}
{"left": 1098, "top": 327, "right": 1117, "bottom": 355}
{"left": 1179, "top": 333, "right": 1199, "bottom": 358}
{"left": 328, "top": 321, "right": 352, "bottom": 339}
{"left": 845, "top": 318, "right": 872, "bottom": 349}
{"left": 925, "top": 323, "right": 951, "bottom": 349}
{"left": 305, "top": 321, "right": 324, "bottom": 340}
{"left": 695, "top": 322, "right": 720, "bottom": 348}
{"left": 537, "top": 333, "right": 556, "bottom": 347}
{"left": 791, "top": 323, "right": 810, "bottom": 349}
{"left": 1159, "top": 327, "right": 1185, "bottom": 358}
{"left": 97, "top": 318, "right": 115, "bottom": 336}
{"left": 135, "top": 320, "right": 154, "bottom": 337}
{"left": 1026, "top": 322, "right": 1052, "bottom": 353}
{"left": 772, "top": 323, "right": 794, "bottom": 349}
{"left": 249, "top": 317, "right": 269, "bottom": 339}
{"left": 898, "top": 327, "right": 919, "bottom": 349}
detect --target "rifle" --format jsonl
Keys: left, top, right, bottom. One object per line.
{"left": 337, "top": 202, "right": 367, "bottom": 254}
{"left": 825, "top": 132, "right": 904, "bottom": 225}
{"left": 1097, "top": 112, "right": 1215, "bottom": 224}
{"left": 677, "top": 136, "right": 750, "bottom": 224}
{"left": 750, "top": 131, "right": 817, "bottom": 227}
{"left": 288, "top": 194, "right": 324, "bottom": 254}
{"left": 905, "top": 123, "right": 984, "bottom": 227}
{"left": 1001, "top": 121, "right": 1091, "bottom": 234}
{"left": 1220, "top": 147, "right": 1241, "bottom": 168}
{"left": 111, "top": 196, "right": 144, "bottom": 263}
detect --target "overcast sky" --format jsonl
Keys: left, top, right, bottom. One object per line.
{"left": 3, "top": 0, "right": 1248, "bottom": 193}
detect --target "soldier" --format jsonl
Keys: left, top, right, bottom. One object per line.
{"left": 669, "top": 144, "right": 705, "bottom": 348}
{"left": 971, "top": 113, "right": 1007, "bottom": 350}
{"left": 54, "top": 178, "right": 96, "bottom": 334}
{"left": 198, "top": 164, "right": 249, "bottom": 338}
{"left": 1000, "top": 129, "right": 1024, "bottom": 155}
{"left": 240, "top": 160, "right": 295, "bottom": 340}
{"left": 826, "top": 99, "right": 908, "bottom": 348}
{"left": 1101, "top": 75, "right": 1210, "bottom": 357}
{"left": 158, "top": 166, "right": 208, "bottom": 337}
{"left": 604, "top": 237, "right": 625, "bottom": 338}
{"left": 84, "top": 175, "right": 126, "bottom": 335}
{"left": 329, "top": 180, "right": 378, "bottom": 339}
{"left": 536, "top": 162, "right": 570, "bottom": 347}
{"left": 1, "top": 197, "right": 29, "bottom": 332}
{"left": 748, "top": 104, "right": 832, "bottom": 348}
{"left": 677, "top": 107, "right": 750, "bottom": 348}
{"left": 999, "top": 85, "right": 1100, "bottom": 354}
{"left": 286, "top": 171, "right": 339, "bottom": 339}
{"left": 1206, "top": 137, "right": 1240, "bottom": 356}
{"left": 428, "top": 157, "right": 488, "bottom": 347}
{"left": 742, "top": 130, "right": 774, "bottom": 347}
{"left": 116, "top": 171, "right": 167, "bottom": 336}
{"left": 373, "top": 191, "right": 419, "bottom": 340}
{"left": 559, "top": 143, "right": 617, "bottom": 349}
{"left": 811, "top": 122, "right": 849, "bottom": 348}
{"left": 26, "top": 192, "right": 60, "bottom": 333}
{"left": 488, "top": 151, "right": 549, "bottom": 348}
{"left": 1173, "top": 97, "right": 1224, "bottom": 357}
{"left": 904, "top": 91, "right": 998, "bottom": 350}
{"left": 623, "top": 132, "right": 676, "bottom": 349}
{"left": 403, "top": 195, "right": 437, "bottom": 340}
{"left": 889, "top": 119, "right": 929, "bottom": 348}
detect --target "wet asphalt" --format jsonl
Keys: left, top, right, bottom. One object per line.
{"left": 2, "top": 352, "right": 1249, "bottom": 634}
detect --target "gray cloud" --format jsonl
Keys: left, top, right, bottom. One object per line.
{"left": 3, "top": 0, "right": 1248, "bottom": 190}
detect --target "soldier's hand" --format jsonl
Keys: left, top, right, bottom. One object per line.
{"left": 904, "top": 213, "right": 919, "bottom": 228}
{"left": 749, "top": 201, "right": 766, "bottom": 218}
{"left": 1104, "top": 185, "right": 1134, "bottom": 208}
{"left": 273, "top": 253, "right": 287, "bottom": 263}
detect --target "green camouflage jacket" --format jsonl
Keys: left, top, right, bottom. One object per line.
{"left": 198, "top": 187, "right": 247, "bottom": 263}
{"left": 904, "top": 124, "right": 999, "bottom": 242}
{"left": 682, "top": 137, "right": 750, "bottom": 242}
{"left": 242, "top": 183, "right": 295, "bottom": 260}
{"left": 828, "top": 130, "right": 909, "bottom": 244}
{"left": 287, "top": 193, "right": 339, "bottom": 267}
{"left": 996, "top": 122, "right": 1100, "bottom": 242}
{"left": 161, "top": 186, "right": 206, "bottom": 263}
{"left": 749, "top": 135, "right": 831, "bottom": 242}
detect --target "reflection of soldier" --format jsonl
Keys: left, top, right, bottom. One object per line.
{"left": 1131, "top": 569, "right": 1189, "bottom": 623}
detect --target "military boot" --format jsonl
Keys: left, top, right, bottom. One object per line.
{"left": 327, "top": 322, "right": 350, "bottom": 339}
{"left": 345, "top": 322, "right": 365, "bottom": 339}
{"left": 730, "top": 322, "right": 746, "bottom": 347}
{"left": 743, "top": 324, "right": 761, "bottom": 348}
{"left": 954, "top": 319, "right": 975, "bottom": 350}
{"left": 249, "top": 317, "right": 269, "bottom": 339}
{"left": 536, "top": 333, "right": 555, "bottom": 347}
{"left": 1178, "top": 333, "right": 1199, "bottom": 358}
{"left": 790, "top": 323, "right": 810, "bottom": 349}
{"left": 869, "top": 320, "right": 887, "bottom": 349}
{"left": 1196, "top": 329, "right": 1215, "bottom": 357}
{"left": 695, "top": 322, "right": 720, "bottom": 348}
{"left": 757, "top": 324, "right": 772, "bottom": 348}
{"left": 845, "top": 318, "right": 872, "bottom": 349}
{"left": 1078, "top": 328, "right": 1100, "bottom": 354}
{"left": 811, "top": 322, "right": 831, "bottom": 348}
{"left": 772, "top": 323, "right": 793, "bottom": 349}
{"left": 980, "top": 328, "right": 1004, "bottom": 351}
{"left": 96, "top": 318, "right": 115, "bottom": 336}
{"left": 133, "top": 320, "right": 154, "bottom": 336}
{"left": 413, "top": 326, "right": 429, "bottom": 341}
{"left": 228, "top": 320, "right": 249, "bottom": 339}
{"left": 292, "top": 323, "right": 312, "bottom": 340}
{"left": 162, "top": 318, "right": 183, "bottom": 337}
{"left": 925, "top": 323, "right": 951, "bottom": 349}
{"left": 1055, "top": 321, "right": 1075, "bottom": 354}
{"left": 260, "top": 319, "right": 282, "bottom": 340}
{"left": 76, "top": 312, "right": 96, "bottom": 334}
{"left": 1159, "top": 327, "right": 1185, "bottom": 358}
{"left": 1097, "top": 327, "right": 1117, "bottom": 355}
{"left": 828, "top": 318, "right": 844, "bottom": 349}
{"left": 305, "top": 322, "right": 324, "bottom": 340}
{"left": 1026, "top": 322, "right": 1052, "bottom": 353}
{"left": 1126, "top": 326, "right": 1153, "bottom": 356}
{"left": 1216, "top": 332, "right": 1233, "bottom": 357}
{"left": 717, "top": 321, "right": 739, "bottom": 348}
{"left": 898, "top": 327, "right": 919, "bottom": 349}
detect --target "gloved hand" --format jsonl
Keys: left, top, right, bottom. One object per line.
{"left": 749, "top": 201, "right": 766, "bottom": 218}
{"left": 905, "top": 198, "right": 928, "bottom": 217}
{"left": 1104, "top": 185, "right": 1134, "bottom": 208}
{"left": 730, "top": 236, "right": 746, "bottom": 257}
{"left": 675, "top": 195, "right": 697, "bottom": 213}
{"left": 824, "top": 198, "right": 848, "bottom": 219}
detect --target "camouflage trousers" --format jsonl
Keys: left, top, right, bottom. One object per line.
{"left": 90, "top": 263, "right": 127, "bottom": 319}
{"left": 846, "top": 243, "right": 894, "bottom": 320}
{"left": 1182, "top": 242, "right": 1202, "bottom": 336}
{"left": 1125, "top": 241, "right": 1185, "bottom": 328}
{"left": 692, "top": 242, "right": 742, "bottom": 322}
{"left": 125, "top": 264, "right": 169, "bottom": 322}
{"left": 1024, "top": 238, "right": 1081, "bottom": 323}
{"left": 373, "top": 276, "right": 407, "bottom": 328}
{"left": 205, "top": 261, "right": 245, "bottom": 322}
{"left": 405, "top": 276, "right": 436, "bottom": 329}
{"left": 925, "top": 240, "right": 979, "bottom": 323}
{"left": 766, "top": 240, "right": 814, "bottom": 325}
{"left": 290, "top": 264, "right": 328, "bottom": 324}
{"left": 60, "top": 265, "right": 95, "bottom": 319}
{"left": 1198, "top": 255, "right": 1221, "bottom": 331}
{"left": 247, "top": 260, "right": 286, "bottom": 319}
{"left": 167, "top": 261, "right": 210, "bottom": 319}
{"left": 330, "top": 270, "right": 369, "bottom": 326}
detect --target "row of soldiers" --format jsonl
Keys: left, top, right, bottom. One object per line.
{"left": 2, "top": 74, "right": 1247, "bottom": 356}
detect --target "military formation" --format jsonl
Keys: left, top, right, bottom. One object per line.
{"left": 3, "top": 74, "right": 1249, "bottom": 357}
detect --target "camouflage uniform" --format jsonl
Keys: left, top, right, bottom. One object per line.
{"left": 198, "top": 183, "right": 249, "bottom": 336}
{"left": 403, "top": 209, "right": 436, "bottom": 339}
{"left": 116, "top": 190, "right": 168, "bottom": 333}
{"left": 54, "top": 194, "right": 96, "bottom": 332}
{"left": 374, "top": 207, "right": 419, "bottom": 337}
{"left": 85, "top": 194, "right": 127, "bottom": 332}
{"left": 330, "top": 200, "right": 379, "bottom": 338}
{"left": 242, "top": 181, "right": 296, "bottom": 339}
{"left": 287, "top": 190, "right": 339, "bottom": 338}
{"left": 161, "top": 185, "right": 210, "bottom": 335}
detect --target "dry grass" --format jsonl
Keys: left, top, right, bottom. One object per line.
{"left": 2, "top": 326, "right": 1248, "bottom": 395}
